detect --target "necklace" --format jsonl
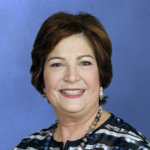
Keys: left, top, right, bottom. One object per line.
{"left": 44, "top": 106, "right": 102, "bottom": 149}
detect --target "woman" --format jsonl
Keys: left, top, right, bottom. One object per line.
{"left": 13, "top": 12, "right": 150, "bottom": 150}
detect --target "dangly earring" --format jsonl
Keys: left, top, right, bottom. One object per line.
{"left": 41, "top": 89, "right": 51, "bottom": 104}
{"left": 42, "top": 88, "right": 47, "bottom": 98}
{"left": 100, "top": 86, "right": 104, "bottom": 101}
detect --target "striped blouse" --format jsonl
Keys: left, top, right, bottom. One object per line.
{"left": 13, "top": 114, "right": 150, "bottom": 150}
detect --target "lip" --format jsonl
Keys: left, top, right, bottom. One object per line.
{"left": 59, "top": 88, "right": 86, "bottom": 98}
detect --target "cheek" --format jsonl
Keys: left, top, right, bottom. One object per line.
{"left": 85, "top": 68, "right": 100, "bottom": 88}
{"left": 91, "top": 75, "right": 100, "bottom": 90}
{"left": 43, "top": 71, "right": 60, "bottom": 91}
{"left": 81, "top": 70, "right": 100, "bottom": 96}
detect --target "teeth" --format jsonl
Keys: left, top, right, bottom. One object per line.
{"left": 61, "top": 90, "right": 84, "bottom": 95}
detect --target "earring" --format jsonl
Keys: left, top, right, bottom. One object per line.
{"left": 100, "top": 87, "right": 104, "bottom": 101}
{"left": 42, "top": 89, "right": 47, "bottom": 98}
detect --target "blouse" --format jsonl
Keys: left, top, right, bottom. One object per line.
{"left": 13, "top": 113, "right": 150, "bottom": 150}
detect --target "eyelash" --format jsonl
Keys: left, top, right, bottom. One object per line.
{"left": 50, "top": 61, "right": 92, "bottom": 68}
{"left": 51, "top": 63, "right": 62, "bottom": 67}
{"left": 80, "top": 61, "right": 92, "bottom": 66}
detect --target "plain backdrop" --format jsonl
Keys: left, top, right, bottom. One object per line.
{"left": 0, "top": 0, "right": 150, "bottom": 149}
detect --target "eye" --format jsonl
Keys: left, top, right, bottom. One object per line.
{"left": 51, "top": 63, "right": 62, "bottom": 67}
{"left": 80, "top": 61, "right": 92, "bottom": 66}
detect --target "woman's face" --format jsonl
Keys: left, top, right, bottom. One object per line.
{"left": 43, "top": 34, "right": 100, "bottom": 115}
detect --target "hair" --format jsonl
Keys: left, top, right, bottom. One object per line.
{"left": 30, "top": 12, "right": 113, "bottom": 104}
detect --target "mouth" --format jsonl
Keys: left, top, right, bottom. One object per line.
{"left": 59, "top": 89, "right": 85, "bottom": 98}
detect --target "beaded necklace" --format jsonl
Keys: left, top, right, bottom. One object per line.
{"left": 44, "top": 106, "right": 102, "bottom": 149}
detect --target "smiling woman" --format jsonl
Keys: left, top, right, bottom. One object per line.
{"left": 13, "top": 12, "right": 150, "bottom": 150}
{"left": 43, "top": 34, "right": 100, "bottom": 115}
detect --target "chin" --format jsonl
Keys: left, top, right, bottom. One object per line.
{"left": 60, "top": 104, "right": 86, "bottom": 114}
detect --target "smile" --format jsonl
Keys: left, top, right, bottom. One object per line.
{"left": 60, "top": 89, "right": 85, "bottom": 98}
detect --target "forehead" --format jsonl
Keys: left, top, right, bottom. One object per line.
{"left": 48, "top": 34, "right": 95, "bottom": 57}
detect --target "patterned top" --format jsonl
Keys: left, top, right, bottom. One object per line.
{"left": 13, "top": 114, "right": 150, "bottom": 150}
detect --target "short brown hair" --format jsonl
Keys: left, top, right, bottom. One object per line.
{"left": 30, "top": 12, "right": 112, "bottom": 99}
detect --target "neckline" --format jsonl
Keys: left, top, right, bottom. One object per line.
{"left": 51, "top": 112, "right": 113, "bottom": 144}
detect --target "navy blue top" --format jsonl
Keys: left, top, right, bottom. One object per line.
{"left": 13, "top": 113, "right": 150, "bottom": 150}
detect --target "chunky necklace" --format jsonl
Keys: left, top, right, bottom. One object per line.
{"left": 44, "top": 106, "right": 102, "bottom": 149}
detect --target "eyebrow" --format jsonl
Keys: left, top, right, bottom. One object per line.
{"left": 47, "top": 57, "right": 65, "bottom": 62}
{"left": 77, "top": 55, "right": 95, "bottom": 59}
{"left": 47, "top": 55, "right": 95, "bottom": 62}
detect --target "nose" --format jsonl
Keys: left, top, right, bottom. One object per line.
{"left": 64, "top": 65, "right": 80, "bottom": 83}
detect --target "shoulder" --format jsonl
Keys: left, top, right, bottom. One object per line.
{"left": 94, "top": 113, "right": 150, "bottom": 149}
{"left": 12, "top": 125, "right": 53, "bottom": 150}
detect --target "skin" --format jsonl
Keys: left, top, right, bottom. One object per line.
{"left": 43, "top": 34, "right": 111, "bottom": 145}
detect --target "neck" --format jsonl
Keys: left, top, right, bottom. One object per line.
{"left": 54, "top": 105, "right": 100, "bottom": 144}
